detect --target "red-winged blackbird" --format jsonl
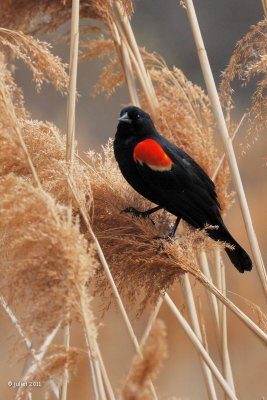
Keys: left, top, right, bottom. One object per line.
{"left": 114, "top": 106, "right": 252, "bottom": 273}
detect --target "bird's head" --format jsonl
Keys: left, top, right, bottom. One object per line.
{"left": 117, "top": 106, "right": 155, "bottom": 137}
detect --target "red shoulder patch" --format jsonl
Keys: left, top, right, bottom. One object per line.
{"left": 133, "top": 139, "right": 173, "bottom": 171}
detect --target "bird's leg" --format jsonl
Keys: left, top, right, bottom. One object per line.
{"left": 154, "top": 216, "right": 181, "bottom": 251}
{"left": 168, "top": 216, "right": 181, "bottom": 239}
{"left": 122, "top": 205, "right": 162, "bottom": 219}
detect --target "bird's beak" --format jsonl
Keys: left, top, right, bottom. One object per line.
{"left": 118, "top": 112, "right": 132, "bottom": 124}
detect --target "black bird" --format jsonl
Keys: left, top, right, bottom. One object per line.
{"left": 114, "top": 105, "right": 252, "bottom": 273}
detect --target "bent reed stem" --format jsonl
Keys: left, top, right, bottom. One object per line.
{"left": 164, "top": 293, "right": 238, "bottom": 400}
{"left": 181, "top": 274, "right": 218, "bottom": 400}
{"left": 193, "top": 271, "right": 267, "bottom": 346}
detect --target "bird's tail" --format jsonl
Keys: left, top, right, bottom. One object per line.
{"left": 224, "top": 242, "right": 252, "bottom": 273}
{"left": 208, "top": 223, "right": 253, "bottom": 273}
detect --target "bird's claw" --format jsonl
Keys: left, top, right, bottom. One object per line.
{"left": 121, "top": 207, "right": 143, "bottom": 217}
{"left": 121, "top": 207, "right": 155, "bottom": 224}
{"left": 153, "top": 234, "right": 174, "bottom": 252}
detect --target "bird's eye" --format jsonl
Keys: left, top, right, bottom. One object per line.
{"left": 136, "top": 114, "right": 140, "bottom": 119}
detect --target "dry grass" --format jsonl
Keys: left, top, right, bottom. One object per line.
{"left": 0, "top": 0, "right": 133, "bottom": 35}
{"left": 0, "top": 119, "right": 92, "bottom": 209}
{"left": 0, "top": 174, "right": 96, "bottom": 338}
{"left": 122, "top": 319, "right": 167, "bottom": 400}
{"left": 17, "top": 347, "right": 81, "bottom": 400}
{"left": 0, "top": 28, "right": 68, "bottom": 93}
{"left": 0, "top": 26, "right": 98, "bottom": 399}
{"left": 220, "top": 18, "right": 267, "bottom": 145}
{"left": 0, "top": 56, "right": 91, "bottom": 210}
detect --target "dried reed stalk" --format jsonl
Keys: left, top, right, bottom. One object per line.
{"left": 199, "top": 252, "right": 221, "bottom": 343}
{"left": 195, "top": 272, "right": 267, "bottom": 345}
{"left": 16, "top": 348, "right": 81, "bottom": 400}
{"left": 66, "top": 0, "right": 80, "bottom": 166}
{"left": 140, "top": 298, "right": 164, "bottom": 347}
{"left": 198, "top": 250, "right": 267, "bottom": 344}
{"left": 95, "top": 346, "right": 116, "bottom": 400}
{"left": 80, "top": 295, "right": 107, "bottom": 400}
{"left": 164, "top": 293, "right": 238, "bottom": 400}
{"left": 211, "top": 113, "right": 247, "bottom": 181}
{"left": 196, "top": 296, "right": 209, "bottom": 351}
{"left": 60, "top": 323, "right": 71, "bottom": 400}
{"left": 113, "top": 17, "right": 155, "bottom": 114}
{"left": 213, "top": 249, "right": 235, "bottom": 394}
{"left": 261, "top": 0, "right": 267, "bottom": 17}
{"left": 111, "top": 19, "right": 140, "bottom": 106}
{"left": 218, "top": 258, "right": 236, "bottom": 393}
{"left": 62, "top": 2, "right": 80, "bottom": 399}
{"left": 22, "top": 323, "right": 61, "bottom": 399}
{"left": 183, "top": 0, "right": 267, "bottom": 296}
{"left": 181, "top": 274, "right": 217, "bottom": 400}
{"left": 114, "top": 1, "right": 158, "bottom": 115}
{"left": 0, "top": 297, "right": 60, "bottom": 399}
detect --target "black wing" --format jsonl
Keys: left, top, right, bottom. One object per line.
{"left": 134, "top": 134, "right": 222, "bottom": 229}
